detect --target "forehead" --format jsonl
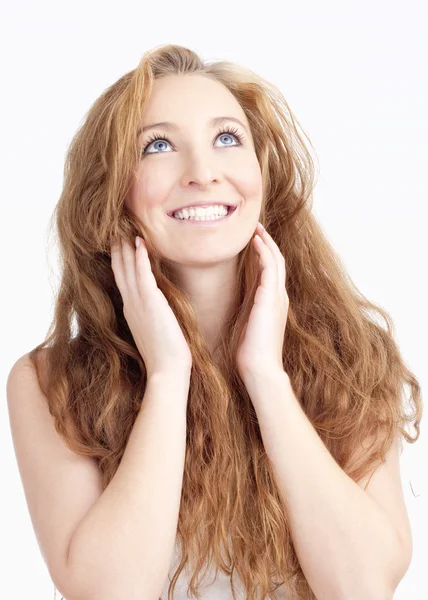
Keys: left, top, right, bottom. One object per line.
{"left": 139, "top": 74, "right": 249, "bottom": 131}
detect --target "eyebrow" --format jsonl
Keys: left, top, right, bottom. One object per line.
{"left": 137, "top": 116, "right": 249, "bottom": 137}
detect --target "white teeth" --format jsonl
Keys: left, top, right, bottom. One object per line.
{"left": 173, "top": 205, "right": 230, "bottom": 220}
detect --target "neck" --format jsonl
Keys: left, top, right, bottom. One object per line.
{"left": 170, "top": 255, "right": 239, "bottom": 354}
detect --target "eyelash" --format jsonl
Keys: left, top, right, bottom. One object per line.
{"left": 141, "top": 125, "right": 245, "bottom": 156}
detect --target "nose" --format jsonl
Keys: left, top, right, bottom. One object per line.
{"left": 179, "top": 150, "right": 221, "bottom": 188}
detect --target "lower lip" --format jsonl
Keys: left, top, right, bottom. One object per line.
{"left": 168, "top": 206, "right": 237, "bottom": 227}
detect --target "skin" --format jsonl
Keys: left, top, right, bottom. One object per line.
{"left": 126, "top": 74, "right": 263, "bottom": 353}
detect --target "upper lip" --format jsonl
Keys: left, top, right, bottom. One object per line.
{"left": 167, "top": 201, "right": 236, "bottom": 216}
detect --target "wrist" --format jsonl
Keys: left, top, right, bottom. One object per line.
{"left": 241, "top": 366, "right": 288, "bottom": 388}
{"left": 147, "top": 368, "right": 192, "bottom": 385}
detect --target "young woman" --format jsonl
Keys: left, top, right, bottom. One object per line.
{"left": 7, "top": 44, "right": 422, "bottom": 600}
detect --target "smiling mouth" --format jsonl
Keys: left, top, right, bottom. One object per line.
{"left": 167, "top": 205, "right": 235, "bottom": 217}
{"left": 168, "top": 205, "right": 237, "bottom": 223}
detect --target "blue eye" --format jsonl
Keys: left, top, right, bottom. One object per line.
{"left": 141, "top": 126, "right": 245, "bottom": 156}
{"left": 143, "top": 137, "right": 170, "bottom": 154}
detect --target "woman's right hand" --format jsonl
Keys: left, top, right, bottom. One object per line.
{"left": 111, "top": 236, "right": 193, "bottom": 379}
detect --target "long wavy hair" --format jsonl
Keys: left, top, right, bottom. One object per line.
{"left": 30, "top": 44, "right": 422, "bottom": 600}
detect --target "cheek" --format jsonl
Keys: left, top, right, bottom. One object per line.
{"left": 129, "top": 168, "right": 172, "bottom": 211}
{"left": 235, "top": 156, "right": 263, "bottom": 203}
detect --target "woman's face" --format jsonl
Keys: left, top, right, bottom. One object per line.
{"left": 126, "top": 73, "right": 263, "bottom": 266}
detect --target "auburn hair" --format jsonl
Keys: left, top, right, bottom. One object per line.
{"left": 30, "top": 44, "right": 422, "bottom": 600}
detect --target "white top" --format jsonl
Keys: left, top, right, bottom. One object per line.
{"left": 160, "top": 538, "right": 291, "bottom": 600}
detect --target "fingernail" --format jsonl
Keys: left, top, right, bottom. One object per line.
{"left": 135, "top": 236, "right": 140, "bottom": 247}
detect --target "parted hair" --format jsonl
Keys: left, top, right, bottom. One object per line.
{"left": 30, "top": 44, "right": 422, "bottom": 600}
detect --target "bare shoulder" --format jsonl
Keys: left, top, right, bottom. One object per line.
{"left": 6, "top": 349, "right": 103, "bottom": 599}
{"left": 7, "top": 348, "right": 50, "bottom": 398}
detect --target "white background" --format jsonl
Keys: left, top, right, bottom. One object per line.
{"left": 1, "top": 1, "right": 426, "bottom": 598}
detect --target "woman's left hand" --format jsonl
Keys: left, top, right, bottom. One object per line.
{"left": 236, "top": 222, "right": 289, "bottom": 382}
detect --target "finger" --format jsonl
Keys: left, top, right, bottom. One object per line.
{"left": 255, "top": 225, "right": 280, "bottom": 290}
{"left": 253, "top": 233, "right": 277, "bottom": 293}
{"left": 257, "top": 223, "right": 286, "bottom": 292}
{"left": 120, "top": 238, "right": 138, "bottom": 292}
{"left": 134, "top": 237, "right": 160, "bottom": 295}
{"left": 110, "top": 240, "right": 128, "bottom": 298}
